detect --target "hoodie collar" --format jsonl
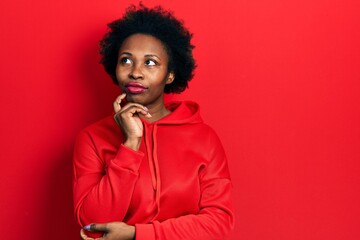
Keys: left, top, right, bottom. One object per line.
{"left": 148, "top": 101, "right": 203, "bottom": 125}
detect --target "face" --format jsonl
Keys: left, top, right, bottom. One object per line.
{"left": 116, "top": 33, "right": 174, "bottom": 106}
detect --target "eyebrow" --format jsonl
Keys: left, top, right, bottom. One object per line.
{"left": 119, "top": 52, "right": 132, "bottom": 56}
{"left": 145, "top": 54, "right": 161, "bottom": 60}
{"left": 119, "top": 52, "right": 161, "bottom": 60}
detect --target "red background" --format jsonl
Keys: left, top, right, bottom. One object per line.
{"left": 1, "top": 0, "right": 359, "bottom": 239}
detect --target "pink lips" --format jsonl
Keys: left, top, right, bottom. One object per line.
{"left": 125, "top": 82, "right": 148, "bottom": 94}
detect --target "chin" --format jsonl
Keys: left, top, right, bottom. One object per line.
{"left": 126, "top": 94, "right": 148, "bottom": 105}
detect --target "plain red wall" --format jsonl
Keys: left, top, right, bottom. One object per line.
{"left": 1, "top": 0, "right": 359, "bottom": 239}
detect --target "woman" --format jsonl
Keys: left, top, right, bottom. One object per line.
{"left": 73, "top": 4, "right": 234, "bottom": 240}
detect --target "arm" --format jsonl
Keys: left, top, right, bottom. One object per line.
{"left": 85, "top": 171, "right": 233, "bottom": 240}
{"left": 136, "top": 183, "right": 233, "bottom": 240}
{"left": 84, "top": 145, "right": 234, "bottom": 240}
{"left": 76, "top": 116, "right": 234, "bottom": 239}
{"left": 73, "top": 131, "right": 144, "bottom": 226}
{"left": 73, "top": 94, "right": 150, "bottom": 228}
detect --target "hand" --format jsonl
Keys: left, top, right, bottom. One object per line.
{"left": 113, "top": 93, "right": 151, "bottom": 150}
{"left": 80, "top": 222, "right": 135, "bottom": 240}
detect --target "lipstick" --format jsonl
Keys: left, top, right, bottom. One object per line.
{"left": 125, "top": 82, "right": 148, "bottom": 94}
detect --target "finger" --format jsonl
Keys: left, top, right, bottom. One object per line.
{"left": 113, "top": 93, "right": 127, "bottom": 113}
{"left": 114, "top": 105, "right": 148, "bottom": 125}
{"left": 120, "top": 102, "right": 148, "bottom": 113}
{"left": 84, "top": 223, "right": 108, "bottom": 233}
{"left": 120, "top": 105, "right": 152, "bottom": 118}
{"left": 80, "top": 229, "right": 95, "bottom": 240}
{"left": 113, "top": 93, "right": 126, "bottom": 113}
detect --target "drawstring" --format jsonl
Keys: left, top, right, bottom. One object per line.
{"left": 144, "top": 124, "right": 157, "bottom": 190}
{"left": 144, "top": 123, "right": 161, "bottom": 219}
{"left": 153, "top": 124, "right": 161, "bottom": 217}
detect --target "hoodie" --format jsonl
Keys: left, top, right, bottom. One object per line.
{"left": 73, "top": 101, "right": 234, "bottom": 239}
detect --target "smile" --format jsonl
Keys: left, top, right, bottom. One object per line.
{"left": 125, "top": 82, "right": 148, "bottom": 94}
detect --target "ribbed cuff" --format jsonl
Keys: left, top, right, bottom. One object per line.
{"left": 112, "top": 144, "right": 144, "bottom": 171}
{"left": 135, "top": 223, "right": 155, "bottom": 240}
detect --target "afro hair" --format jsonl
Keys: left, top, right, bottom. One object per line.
{"left": 99, "top": 4, "right": 196, "bottom": 93}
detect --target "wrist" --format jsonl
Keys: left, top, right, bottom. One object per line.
{"left": 129, "top": 225, "right": 136, "bottom": 240}
{"left": 124, "top": 138, "right": 141, "bottom": 151}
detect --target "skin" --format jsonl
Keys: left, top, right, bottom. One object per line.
{"left": 80, "top": 222, "right": 135, "bottom": 240}
{"left": 114, "top": 33, "right": 174, "bottom": 150}
{"left": 80, "top": 34, "right": 175, "bottom": 240}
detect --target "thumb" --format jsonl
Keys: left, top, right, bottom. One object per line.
{"left": 84, "top": 223, "right": 108, "bottom": 232}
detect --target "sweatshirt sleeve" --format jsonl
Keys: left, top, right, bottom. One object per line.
{"left": 72, "top": 129, "right": 144, "bottom": 228}
{"left": 135, "top": 130, "right": 234, "bottom": 240}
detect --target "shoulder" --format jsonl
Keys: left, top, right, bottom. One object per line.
{"left": 76, "top": 115, "right": 122, "bottom": 144}
{"left": 201, "top": 123, "right": 225, "bottom": 151}
{"left": 165, "top": 100, "right": 223, "bottom": 145}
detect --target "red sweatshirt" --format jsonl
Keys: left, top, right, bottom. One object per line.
{"left": 73, "top": 101, "right": 234, "bottom": 239}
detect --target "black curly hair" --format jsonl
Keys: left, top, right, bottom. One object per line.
{"left": 99, "top": 4, "right": 196, "bottom": 94}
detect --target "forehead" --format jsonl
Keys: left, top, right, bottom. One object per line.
{"left": 119, "top": 34, "right": 168, "bottom": 57}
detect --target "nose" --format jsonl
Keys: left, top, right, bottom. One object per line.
{"left": 129, "top": 64, "right": 143, "bottom": 80}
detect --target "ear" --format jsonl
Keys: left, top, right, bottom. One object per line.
{"left": 166, "top": 71, "right": 175, "bottom": 84}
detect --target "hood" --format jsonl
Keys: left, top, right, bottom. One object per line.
{"left": 155, "top": 101, "right": 203, "bottom": 125}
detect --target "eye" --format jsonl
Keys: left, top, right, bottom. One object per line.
{"left": 120, "top": 57, "right": 131, "bottom": 65}
{"left": 145, "top": 59, "right": 157, "bottom": 66}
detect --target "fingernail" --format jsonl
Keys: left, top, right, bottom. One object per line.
{"left": 83, "top": 225, "right": 91, "bottom": 231}
{"left": 144, "top": 106, "right": 148, "bottom": 111}
{"left": 147, "top": 113, "right": 152, "bottom": 118}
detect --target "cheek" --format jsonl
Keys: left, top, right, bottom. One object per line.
{"left": 154, "top": 68, "right": 170, "bottom": 83}
{"left": 116, "top": 66, "right": 126, "bottom": 82}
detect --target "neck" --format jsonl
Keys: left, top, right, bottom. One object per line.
{"left": 141, "top": 100, "right": 170, "bottom": 123}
